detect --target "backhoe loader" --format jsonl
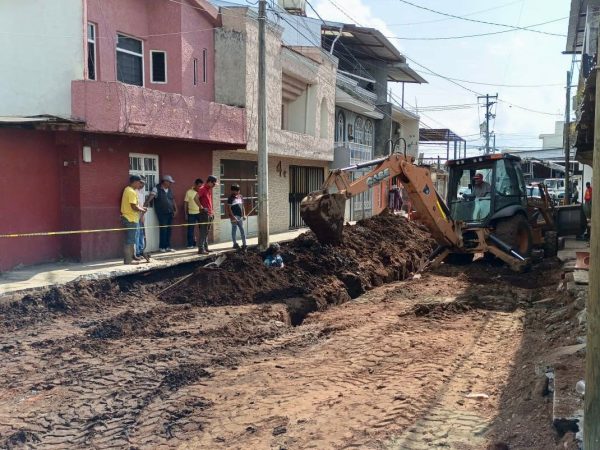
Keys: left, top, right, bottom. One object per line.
{"left": 300, "top": 153, "right": 585, "bottom": 271}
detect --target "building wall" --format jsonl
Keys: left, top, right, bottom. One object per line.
{"left": 211, "top": 150, "right": 328, "bottom": 240}
{"left": 0, "top": 128, "right": 216, "bottom": 270}
{"left": 0, "top": 0, "right": 84, "bottom": 117}
{"left": 0, "top": 129, "right": 63, "bottom": 271}
{"left": 86, "top": 0, "right": 215, "bottom": 100}
{"left": 215, "top": 8, "right": 336, "bottom": 161}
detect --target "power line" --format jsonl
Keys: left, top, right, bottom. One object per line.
{"left": 386, "top": 0, "right": 524, "bottom": 26}
{"left": 417, "top": 71, "right": 563, "bottom": 88}
{"left": 395, "top": 0, "right": 567, "bottom": 37}
{"left": 386, "top": 16, "right": 567, "bottom": 41}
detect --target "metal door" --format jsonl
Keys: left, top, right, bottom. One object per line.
{"left": 289, "top": 165, "right": 324, "bottom": 229}
{"left": 129, "top": 153, "right": 159, "bottom": 251}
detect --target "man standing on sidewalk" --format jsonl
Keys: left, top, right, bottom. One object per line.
{"left": 196, "top": 175, "right": 217, "bottom": 254}
{"left": 585, "top": 181, "right": 593, "bottom": 220}
{"left": 121, "top": 175, "right": 147, "bottom": 265}
{"left": 184, "top": 178, "right": 203, "bottom": 249}
{"left": 135, "top": 176, "right": 147, "bottom": 259}
{"left": 148, "top": 175, "right": 177, "bottom": 252}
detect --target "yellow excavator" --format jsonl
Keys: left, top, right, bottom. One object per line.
{"left": 300, "top": 152, "right": 585, "bottom": 271}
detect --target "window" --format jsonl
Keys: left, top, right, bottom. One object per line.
{"left": 193, "top": 58, "right": 199, "bottom": 86}
{"left": 116, "top": 34, "right": 143, "bottom": 86}
{"left": 87, "top": 23, "right": 96, "bottom": 80}
{"left": 364, "top": 120, "right": 373, "bottom": 147}
{"left": 336, "top": 112, "right": 345, "bottom": 143}
{"left": 129, "top": 154, "right": 159, "bottom": 198}
{"left": 150, "top": 51, "right": 167, "bottom": 84}
{"left": 202, "top": 48, "right": 207, "bottom": 83}
{"left": 354, "top": 117, "right": 364, "bottom": 144}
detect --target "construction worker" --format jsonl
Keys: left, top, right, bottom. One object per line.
{"left": 121, "top": 175, "right": 147, "bottom": 265}
{"left": 472, "top": 173, "right": 491, "bottom": 198}
{"left": 147, "top": 175, "right": 177, "bottom": 252}
{"left": 196, "top": 175, "right": 217, "bottom": 255}
{"left": 264, "top": 243, "right": 284, "bottom": 268}
{"left": 184, "top": 178, "right": 203, "bottom": 249}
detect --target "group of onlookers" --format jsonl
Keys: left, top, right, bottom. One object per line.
{"left": 119, "top": 174, "right": 248, "bottom": 265}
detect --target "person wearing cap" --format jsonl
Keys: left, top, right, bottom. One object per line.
{"left": 147, "top": 175, "right": 177, "bottom": 252}
{"left": 184, "top": 178, "right": 203, "bottom": 249}
{"left": 195, "top": 175, "right": 217, "bottom": 254}
{"left": 226, "top": 184, "right": 247, "bottom": 250}
{"left": 472, "top": 173, "right": 491, "bottom": 198}
{"left": 121, "top": 175, "right": 147, "bottom": 264}
{"left": 135, "top": 176, "right": 148, "bottom": 259}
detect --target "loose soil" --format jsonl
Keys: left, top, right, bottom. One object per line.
{"left": 0, "top": 215, "right": 582, "bottom": 449}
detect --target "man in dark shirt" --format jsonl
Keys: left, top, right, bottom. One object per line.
{"left": 147, "top": 175, "right": 177, "bottom": 252}
{"left": 226, "top": 184, "right": 247, "bottom": 250}
{"left": 196, "top": 175, "right": 217, "bottom": 254}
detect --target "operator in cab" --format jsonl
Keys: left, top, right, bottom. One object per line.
{"left": 472, "top": 173, "right": 491, "bottom": 198}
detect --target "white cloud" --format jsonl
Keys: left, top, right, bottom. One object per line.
{"left": 312, "top": 0, "right": 397, "bottom": 45}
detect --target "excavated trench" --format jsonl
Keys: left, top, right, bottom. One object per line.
{"left": 0, "top": 214, "right": 434, "bottom": 332}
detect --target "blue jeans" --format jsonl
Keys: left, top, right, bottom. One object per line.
{"left": 186, "top": 213, "right": 200, "bottom": 247}
{"left": 121, "top": 217, "right": 137, "bottom": 245}
{"left": 135, "top": 221, "right": 145, "bottom": 256}
{"left": 231, "top": 216, "right": 246, "bottom": 246}
{"left": 158, "top": 213, "right": 173, "bottom": 249}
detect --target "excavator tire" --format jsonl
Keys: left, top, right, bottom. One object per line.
{"left": 444, "top": 252, "right": 475, "bottom": 265}
{"left": 543, "top": 230, "right": 558, "bottom": 258}
{"left": 494, "top": 214, "right": 533, "bottom": 258}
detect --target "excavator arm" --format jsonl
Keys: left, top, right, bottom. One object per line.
{"left": 300, "top": 153, "right": 462, "bottom": 248}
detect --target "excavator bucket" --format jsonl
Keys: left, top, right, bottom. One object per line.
{"left": 300, "top": 190, "right": 347, "bottom": 245}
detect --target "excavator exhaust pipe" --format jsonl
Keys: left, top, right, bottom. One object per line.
{"left": 300, "top": 190, "right": 347, "bottom": 245}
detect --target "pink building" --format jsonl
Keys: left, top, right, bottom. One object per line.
{"left": 0, "top": 0, "right": 246, "bottom": 271}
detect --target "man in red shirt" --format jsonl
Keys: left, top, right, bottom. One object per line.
{"left": 584, "top": 181, "right": 593, "bottom": 220}
{"left": 195, "top": 175, "right": 217, "bottom": 254}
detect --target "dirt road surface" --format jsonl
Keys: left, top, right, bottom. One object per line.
{"left": 0, "top": 219, "right": 579, "bottom": 449}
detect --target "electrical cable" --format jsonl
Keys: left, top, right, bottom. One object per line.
{"left": 395, "top": 0, "right": 566, "bottom": 37}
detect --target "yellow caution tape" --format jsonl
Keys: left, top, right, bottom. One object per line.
{"left": 0, "top": 220, "right": 223, "bottom": 238}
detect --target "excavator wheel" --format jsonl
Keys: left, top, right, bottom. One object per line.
{"left": 299, "top": 191, "right": 347, "bottom": 245}
{"left": 494, "top": 214, "right": 533, "bottom": 258}
{"left": 444, "top": 252, "right": 475, "bottom": 265}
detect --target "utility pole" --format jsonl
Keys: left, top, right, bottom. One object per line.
{"left": 257, "top": 0, "right": 269, "bottom": 250}
{"left": 564, "top": 70, "right": 572, "bottom": 205}
{"left": 478, "top": 94, "right": 498, "bottom": 154}
{"left": 586, "top": 61, "right": 600, "bottom": 450}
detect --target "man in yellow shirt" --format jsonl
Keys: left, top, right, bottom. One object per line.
{"left": 184, "top": 178, "right": 203, "bottom": 249}
{"left": 121, "top": 175, "right": 147, "bottom": 264}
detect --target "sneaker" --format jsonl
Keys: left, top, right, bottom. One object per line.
{"left": 186, "top": 246, "right": 195, "bottom": 249}
{"left": 198, "top": 249, "right": 209, "bottom": 255}
{"left": 204, "top": 247, "right": 211, "bottom": 253}
{"left": 233, "top": 243, "right": 240, "bottom": 250}
{"left": 159, "top": 248, "right": 167, "bottom": 253}
{"left": 167, "top": 248, "right": 176, "bottom": 252}
{"left": 241, "top": 244, "right": 248, "bottom": 251}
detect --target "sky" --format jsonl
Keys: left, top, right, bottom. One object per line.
{"left": 225, "top": 0, "right": 573, "bottom": 158}
{"left": 310, "top": 0, "right": 572, "bottom": 157}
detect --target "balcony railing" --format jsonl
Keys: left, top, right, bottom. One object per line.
{"left": 335, "top": 141, "right": 372, "bottom": 165}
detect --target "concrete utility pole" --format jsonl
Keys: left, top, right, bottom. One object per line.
{"left": 257, "top": 0, "right": 269, "bottom": 250}
{"left": 564, "top": 70, "right": 572, "bottom": 205}
{"left": 478, "top": 94, "right": 498, "bottom": 154}
{"left": 585, "top": 55, "right": 600, "bottom": 450}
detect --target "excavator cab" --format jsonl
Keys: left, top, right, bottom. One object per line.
{"left": 446, "top": 154, "right": 528, "bottom": 227}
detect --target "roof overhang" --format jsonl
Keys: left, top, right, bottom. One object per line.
{"left": 391, "top": 104, "right": 419, "bottom": 122}
{"left": 0, "top": 115, "right": 82, "bottom": 126}
{"left": 565, "top": 0, "right": 600, "bottom": 54}
{"left": 419, "top": 128, "right": 466, "bottom": 143}
{"left": 335, "top": 88, "right": 384, "bottom": 119}
{"left": 322, "top": 22, "right": 426, "bottom": 84}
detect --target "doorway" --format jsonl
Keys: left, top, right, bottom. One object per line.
{"left": 129, "top": 153, "right": 159, "bottom": 251}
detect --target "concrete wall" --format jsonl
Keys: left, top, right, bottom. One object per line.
{"left": 211, "top": 150, "right": 328, "bottom": 240}
{"left": 71, "top": 80, "right": 246, "bottom": 144}
{"left": 0, "top": 0, "right": 84, "bottom": 117}
{"left": 0, "top": 129, "right": 63, "bottom": 271}
{"left": 0, "top": 128, "right": 217, "bottom": 270}
{"left": 86, "top": 0, "right": 216, "bottom": 100}
{"left": 215, "top": 8, "right": 336, "bottom": 161}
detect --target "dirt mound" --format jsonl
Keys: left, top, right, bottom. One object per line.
{"left": 165, "top": 214, "right": 435, "bottom": 321}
